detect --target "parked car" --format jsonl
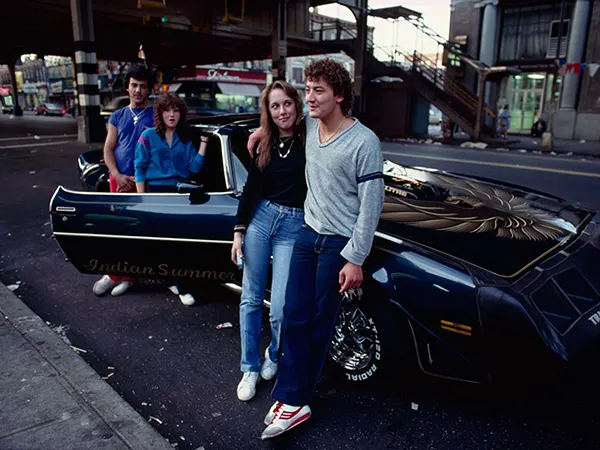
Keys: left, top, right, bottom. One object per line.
{"left": 51, "top": 115, "right": 600, "bottom": 387}
{"left": 101, "top": 95, "right": 229, "bottom": 123}
{"left": 35, "top": 103, "right": 66, "bottom": 116}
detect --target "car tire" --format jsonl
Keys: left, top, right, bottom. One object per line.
{"left": 327, "top": 283, "right": 407, "bottom": 384}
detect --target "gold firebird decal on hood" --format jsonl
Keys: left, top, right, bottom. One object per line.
{"left": 382, "top": 171, "right": 568, "bottom": 242}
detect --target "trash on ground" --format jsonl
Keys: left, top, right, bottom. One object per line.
{"left": 580, "top": 139, "right": 586, "bottom": 144}
{"left": 102, "top": 372, "right": 114, "bottom": 380}
{"left": 70, "top": 345, "right": 87, "bottom": 354}
{"left": 32, "top": 185, "right": 39, "bottom": 189}
{"left": 29, "top": 170, "right": 36, "bottom": 175}
{"left": 212, "top": 412, "right": 222, "bottom": 418}
{"left": 567, "top": 152, "right": 574, "bottom": 156}
{"left": 180, "top": 436, "right": 186, "bottom": 441}
{"left": 411, "top": 402, "right": 419, "bottom": 411}
{"left": 30, "top": 150, "right": 38, "bottom": 154}
{"left": 460, "top": 141, "right": 488, "bottom": 150}
{"left": 34, "top": 135, "right": 41, "bottom": 140}
{"left": 517, "top": 149, "right": 527, "bottom": 153}
{"left": 149, "top": 416, "right": 163, "bottom": 425}
{"left": 7, "top": 284, "right": 20, "bottom": 291}
{"left": 159, "top": 347, "right": 165, "bottom": 352}
{"left": 108, "top": 366, "right": 115, "bottom": 370}
{"left": 142, "top": 402, "right": 150, "bottom": 406}
{"left": 216, "top": 322, "right": 233, "bottom": 329}
{"left": 532, "top": 141, "right": 538, "bottom": 145}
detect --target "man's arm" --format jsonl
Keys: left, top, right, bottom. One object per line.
{"left": 103, "top": 122, "right": 134, "bottom": 191}
{"left": 338, "top": 136, "right": 385, "bottom": 292}
{"left": 134, "top": 131, "right": 151, "bottom": 193}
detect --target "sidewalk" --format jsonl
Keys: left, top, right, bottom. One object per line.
{"left": 0, "top": 282, "right": 172, "bottom": 450}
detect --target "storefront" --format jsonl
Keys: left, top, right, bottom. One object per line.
{"left": 499, "top": 72, "right": 562, "bottom": 132}
{"left": 171, "top": 67, "right": 267, "bottom": 113}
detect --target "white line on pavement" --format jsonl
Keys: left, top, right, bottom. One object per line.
{"left": 0, "top": 134, "right": 77, "bottom": 142}
{"left": 0, "top": 141, "right": 75, "bottom": 150}
{"left": 383, "top": 151, "right": 600, "bottom": 179}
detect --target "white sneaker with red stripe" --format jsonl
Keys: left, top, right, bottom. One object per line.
{"left": 261, "top": 403, "right": 311, "bottom": 440}
{"left": 263, "top": 401, "right": 283, "bottom": 425}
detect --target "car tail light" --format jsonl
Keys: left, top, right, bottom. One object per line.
{"left": 62, "top": 109, "right": 66, "bottom": 114}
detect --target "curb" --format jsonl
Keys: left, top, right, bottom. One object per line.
{"left": 0, "top": 282, "right": 172, "bottom": 450}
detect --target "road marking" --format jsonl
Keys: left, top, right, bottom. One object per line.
{"left": 0, "top": 134, "right": 77, "bottom": 142}
{"left": 383, "top": 151, "right": 600, "bottom": 178}
{"left": 0, "top": 141, "right": 75, "bottom": 150}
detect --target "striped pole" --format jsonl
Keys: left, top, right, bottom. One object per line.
{"left": 70, "top": 0, "right": 104, "bottom": 142}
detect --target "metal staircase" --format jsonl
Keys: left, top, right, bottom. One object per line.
{"left": 312, "top": 12, "right": 496, "bottom": 138}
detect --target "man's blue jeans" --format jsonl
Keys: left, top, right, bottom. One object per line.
{"left": 273, "top": 224, "right": 349, "bottom": 406}
{"left": 239, "top": 200, "right": 304, "bottom": 373}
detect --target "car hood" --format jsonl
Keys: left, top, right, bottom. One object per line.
{"left": 378, "top": 160, "right": 594, "bottom": 279}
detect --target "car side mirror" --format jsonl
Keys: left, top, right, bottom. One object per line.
{"left": 177, "top": 182, "right": 204, "bottom": 194}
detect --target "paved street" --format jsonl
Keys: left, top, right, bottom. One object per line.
{"left": 1, "top": 115, "right": 600, "bottom": 450}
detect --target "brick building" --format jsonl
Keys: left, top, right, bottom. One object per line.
{"left": 449, "top": 0, "right": 600, "bottom": 140}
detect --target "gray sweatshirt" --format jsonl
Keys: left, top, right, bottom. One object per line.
{"left": 304, "top": 116, "right": 384, "bottom": 266}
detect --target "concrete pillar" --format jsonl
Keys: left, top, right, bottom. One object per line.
{"left": 70, "top": 0, "right": 104, "bottom": 143}
{"left": 560, "top": 0, "right": 592, "bottom": 110}
{"left": 7, "top": 60, "right": 23, "bottom": 116}
{"left": 476, "top": 0, "right": 498, "bottom": 123}
{"left": 271, "top": 0, "right": 288, "bottom": 82}
{"left": 352, "top": 0, "right": 368, "bottom": 116}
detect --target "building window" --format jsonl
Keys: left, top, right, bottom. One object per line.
{"left": 499, "top": 3, "right": 567, "bottom": 62}
{"left": 292, "top": 67, "right": 304, "bottom": 84}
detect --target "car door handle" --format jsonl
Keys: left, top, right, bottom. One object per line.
{"left": 56, "top": 206, "right": 77, "bottom": 213}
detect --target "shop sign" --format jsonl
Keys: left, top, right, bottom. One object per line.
{"left": 176, "top": 67, "right": 267, "bottom": 85}
{"left": 51, "top": 81, "right": 63, "bottom": 93}
{"left": 206, "top": 69, "right": 241, "bottom": 82}
{"left": 23, "top": 82, "right": 37, "bottom": 94}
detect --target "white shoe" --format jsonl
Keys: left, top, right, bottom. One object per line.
{"left": 167, "top": 285, "right": 179, "bottom": 295}
{"left": 93, "top": 275, "right": 118, "bottom": 296}
{"left": 237, "top": 372, "right": 260, "bottom": 402}
{"left": 264, "top": 401, "right": 283, "bottom": 425}
{"left": 179, "top": 293, "right": 195, "bottom": 306}
{"left": 261, "top": 404, "right": 311, "bottom": 440}
{"left": 261, "top": 348, "right": 278, "bottom": 381}
{"left": 111, "top": 281, "right": 133, "bottom": 297}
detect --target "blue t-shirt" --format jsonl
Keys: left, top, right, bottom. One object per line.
{"left": 108, "top": 106, "right": 154, "bottom": 176}
{"left": 134, "top": 128, "right": 205, "bottom": 185}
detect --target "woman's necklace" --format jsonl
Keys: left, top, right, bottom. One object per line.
{"left": 129, "top": 106, "right": 148, "bottom": 125}
{"left": 319, "top": 117, "right": 346, "bottom": 144}
{"left": 277, "top": 136, "right": 295, "bottom": 159}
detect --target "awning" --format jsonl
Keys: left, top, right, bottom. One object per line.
{"left": 217, "top": 82, "right": 262, "bottom": 97}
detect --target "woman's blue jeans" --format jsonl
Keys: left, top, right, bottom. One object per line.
{"left": 239, "top": 199, "right": 304, "bottom": 373}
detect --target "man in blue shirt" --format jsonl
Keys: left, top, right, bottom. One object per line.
{"left": 92, "top": 64, "right": 155, "bottom": 297}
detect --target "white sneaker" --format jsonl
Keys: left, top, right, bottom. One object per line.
{"left": 111, "top": 281, "right": 133, "bottom": 297}
{"left": 167, "top": 285, "right": 179, "bottom": 295}
{"left": 261, "top": 403, "right": 311, "bottom": 440}
{"left": 93, "top": 275, "right": 118, "bottom": 296}
{"left": 261, "top": 348, "right": 278, "bottom": 381}
{"left": 237, "top": 372, "right": 260, "bottom": 402}
{"left": 179, "top": 293, "right": 195, "bottom": 306}
{"left": 264, "top": 401, "right": 283, "bottom": 425}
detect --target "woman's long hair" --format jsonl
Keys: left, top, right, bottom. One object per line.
{"left": 256, "top": 81, "right": 305, "bottom": 171}
{"left": 153, "top": 93, "right": 191, "bottom": 142}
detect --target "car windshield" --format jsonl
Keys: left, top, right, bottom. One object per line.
{"left": 47, "top": 104, "right": 64, "bottom": 109}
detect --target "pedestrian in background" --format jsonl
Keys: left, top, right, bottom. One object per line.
{"left": 231, "top": 80, "right": 307, "bottom": 402}
{"left": 498, "top": 104, "right": 511, "bottom": 139}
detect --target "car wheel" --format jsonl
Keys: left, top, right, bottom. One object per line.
{"left": 328, "top": 285, "right": 405, "bottom": 383}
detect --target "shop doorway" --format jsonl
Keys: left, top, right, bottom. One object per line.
{"left": 504, "top": 73, "right": 546, "bottom": 131}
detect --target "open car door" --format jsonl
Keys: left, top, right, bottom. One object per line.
{"left": 50, "top": 134, "right": 239, "bottom": 285}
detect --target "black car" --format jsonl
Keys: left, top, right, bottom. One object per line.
{"left": 51, "top": 114, "right": 600, "bottom": 386}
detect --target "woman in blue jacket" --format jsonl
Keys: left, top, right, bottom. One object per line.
{"left": 134, "top": 93, "right": 209, "bottom": 193}
{"left": 134, "top": 93, "right": 210, "bottom": 305}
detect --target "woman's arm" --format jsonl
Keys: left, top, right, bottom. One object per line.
{"left": 134, "top": 131, "right": 151, "bottom": 193}
{"left": 189, "top": 135, "right": 209, "bottom": 174}
{"left": 234, "top": 158, "right": 263, "bottom": 234}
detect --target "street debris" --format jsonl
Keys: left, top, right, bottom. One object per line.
{"left": 142, "top": 402, "right": 150, "bottom": 406}
{"left": 7, "top": 284, "right": 20, "bottom": 292}
{"left": 460, "top": 141, "right": 488, "bottom": 150}
{"left": 216, "top": 322, "right": 233, "bottom": 329}
{"left": 29, "top": 170, "right": 36, "bottom": 175}
{"left": 580, "top": 139, "right": 586, "bottom": 144}
{"left": 517, "top": 149, "right": 527, "bottom": 153}
{"left": 108, "top": 366, "right": 115, "bottom": 370}
{"left": 70, "top": 345, "right": 87, "bottom": 354}
{"left": 159, "top": 347, "right": 165, "bottom": 352}
{"left": 102, "top": 372, "right": 114, "bottom": 380}
{"left": 30, "top": 150, "right": 38, "bottom": 154}
{"left": 149, "top": 416, "right": 163, "bottom": 425}
{"left": 411, "top": 402, "right": 419, "bottom": 411}
{"left": 32, "top": 185, "right": 39, "bottom": 189}
{"left": 212, "top": 412, "right": 222, "bottom": 418}
{"left": 34, "top": 135, "right": 41, "bottom": 140}
{"left": 180, "top": 436, "right": 186, "bottom": 441}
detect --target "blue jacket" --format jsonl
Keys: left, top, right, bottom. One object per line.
{"left": 134, "top": 128, "right": 205, "bottom": 185}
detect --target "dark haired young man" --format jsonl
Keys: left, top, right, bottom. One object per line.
{"left": 249, "top": 58, "right": 385, "bottom": 439}
{"left": 92, "top": 64, "right": 155, "bottom": 297}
